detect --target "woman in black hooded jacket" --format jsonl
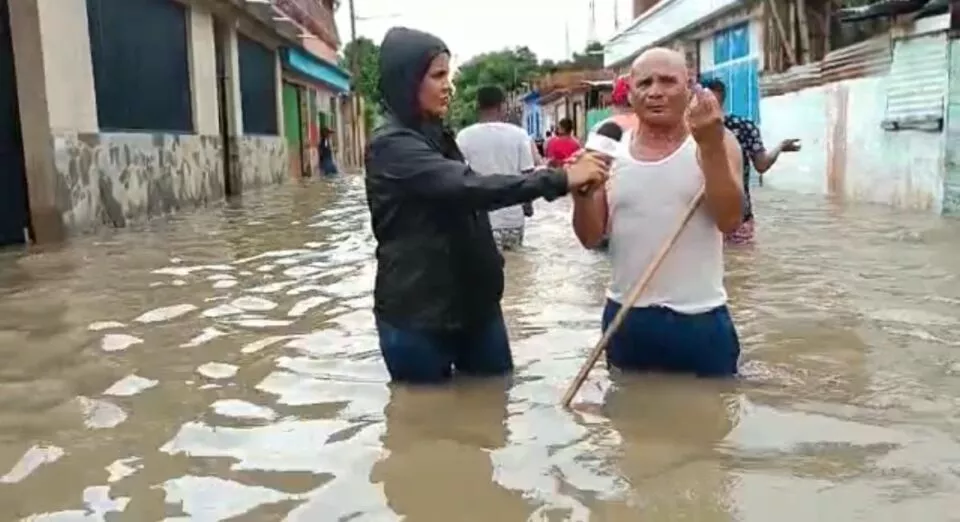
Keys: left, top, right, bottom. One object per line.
{"left": 365, "top": 27, "right": 608, "bottom": 384}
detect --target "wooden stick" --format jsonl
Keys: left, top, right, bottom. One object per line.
{"left": 797, "top": 0, "right": 812, "bottom": 64}
{"left": 560, "top": 186, "right": 706, "bottom": 408}
{"left": 766, "top": 0, "right": 798, "bottom": 67}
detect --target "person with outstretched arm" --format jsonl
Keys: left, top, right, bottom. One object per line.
{"left": 365, "top": 27, "right": 609, "bottom": 385}
{"left": 702, "top": 78, "right": 801, "bottom": 245}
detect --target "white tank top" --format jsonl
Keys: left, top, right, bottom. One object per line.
{"left": 606, "top": 131, "right": 726, "bottom": 313}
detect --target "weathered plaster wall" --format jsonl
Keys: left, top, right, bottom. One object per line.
{"left": 52, "top": 133, "right": 287, "bottom": 233}
{"left": 943, "top": 39, "right": 960, "bottom": 215}
{"left": 235, "top": 136, "right": 287, "bottom": 190}
{"left": 760, "top": 77, "right": 945, "bottom": 213}
{"left": 52, "top": 133, "right": 225, "bottom": 232}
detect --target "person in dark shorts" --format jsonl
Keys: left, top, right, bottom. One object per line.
{"left": 702, "top": 78, "right": 801, "bottom": 245}
{"left": 365, "top": 27, "right": 609, "bottom": 384}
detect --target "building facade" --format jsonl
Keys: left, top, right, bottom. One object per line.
{"left": 603, "top": 0, "right": 960, "bottom": 215}
{"left": 516, "top": 70, "right": 615, "bottom": 141}
{"left": 267, "top": 0, "right": 354, "bottom": 177}
{"left": 0, "top": 0, "right": 350, "bottom": 249}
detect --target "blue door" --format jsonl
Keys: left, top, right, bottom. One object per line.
{"left": 704, "top": 22, "right": 760, "bottom": 124}
{"left": 0, "top": 0, "right": 29, "bottom": 246}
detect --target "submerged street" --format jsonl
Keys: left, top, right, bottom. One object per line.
{"left": 2, "top": 174, "right": 960, "bottom": 521}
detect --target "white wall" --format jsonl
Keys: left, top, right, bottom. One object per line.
{"left": 36, "top": 0, "right": 98, "bottom": 133}
{"left": 187, "top": 5, "right": 220, "bottom": 135}
{"left": 760, "top": 77, "right": 945, "bottom": 212}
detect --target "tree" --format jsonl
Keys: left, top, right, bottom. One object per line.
{"left": 448, "top": 47, "right": 542, "bottom": 129}
{"left": 339, "top": 37, "right": 381, "bottom": 130}
{"left": 541, "top": 42, "right": 606, "bottom": 72}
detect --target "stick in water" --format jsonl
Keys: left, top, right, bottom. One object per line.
{"left": 560, "top": 186, "right": 706, "bottom": 408}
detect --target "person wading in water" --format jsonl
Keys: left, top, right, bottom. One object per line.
{"left": 456, "top": 85, "right": 537, "bottom": 251}
{"left": 543, "top": 118, "right": 581, "bottom": 168}
{"left": 572, "top": 48, "right": 745, "bottom": 378}
{"left": 364, "top": 27, "right": 609, "bottom": 384}
{"left": 701, "top": 78, "right": 801, "bottom": 245}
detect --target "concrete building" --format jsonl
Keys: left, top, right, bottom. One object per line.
{"left": 516, "top": 70, "right": 615, "bottom": 141}
{"left": 262, "top": 0, "right": 354, "bottom": 177}
{"left": 0, "top": 0, "right": 349, "bottom": 248}
{"left": 603, "top": 0, "right": 960, "bottom": 215}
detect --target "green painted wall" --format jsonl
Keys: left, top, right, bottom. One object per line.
{"left": 282, "top": 82, "right": 301, "bottom": 145}
{"left": 586, "top": 107, "right": 612, "bottom": 133}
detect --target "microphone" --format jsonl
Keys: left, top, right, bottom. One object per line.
{"left": 577, "top": 121, "right": 623, "bottom": 195}
{"left": 584, "top": 121, "right": 624, "bottom": 157}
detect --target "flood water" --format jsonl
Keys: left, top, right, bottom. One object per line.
{"left": 2, "top": 174, "right": 960, "bottom": 521}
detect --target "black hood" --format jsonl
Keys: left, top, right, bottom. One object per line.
{"left": 377, "top": 27, "right": 449, "bottom": 128}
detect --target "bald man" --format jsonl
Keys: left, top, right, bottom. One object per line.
{"left": 572, "top": 48, "right": 745, "bottom": 377}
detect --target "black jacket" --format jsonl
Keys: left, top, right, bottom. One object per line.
{"left": 364, "top": 27, "right": 569, "bottom": 331}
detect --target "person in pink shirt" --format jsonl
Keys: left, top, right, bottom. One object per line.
{"left": 543, "top": 118, "right": 581, "bottom": 167}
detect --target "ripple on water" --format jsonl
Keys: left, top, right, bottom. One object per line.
{"left": 76, "top": 397, "right": 128, "bottom": 429}
{"left": 161, "top": 475, "right": 295, "bottom": 520}
{"left": 100, "top": 333, "right": 143, "bottom": 352}
{"left": 181, "top": 326, "right": 228, "bottom": 347}
{"left": 103, "top": 375, "right": 159, "bottom": 397}
{"left": 1, "top": 445, "right": 65, "bottom": 484}
{"left": 210, "top": 399, "right": 277, "bottom": 421}
{"left": 196, "top": 362, "right": 239, "bottom": 380}
{"left": 134, "top": 304, "right": 198, "bottom": 323}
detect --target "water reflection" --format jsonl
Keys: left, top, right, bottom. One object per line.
{"left": 1, "top": 176, "right": 960, "bottom": 521}
{"left": 373, "top": 380, "right": 531, "bottom": 522}
{"left": 602, "top": 376, "right": 739, "bottom": 520}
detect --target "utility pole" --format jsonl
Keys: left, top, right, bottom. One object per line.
{"left": 348, "top": 0, "right": 361, "bottom": 168}
{"left": 587, "top": 0, "right": 598, "bottom": 44}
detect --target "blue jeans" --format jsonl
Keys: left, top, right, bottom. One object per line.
{"left": 601, "top": 300, "right": 740, "bottom": 377}
{"left": 375, "top": 308, "right": 514, "bottom": 384}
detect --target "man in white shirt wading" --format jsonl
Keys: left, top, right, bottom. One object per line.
{"left": 457, "top": 86, "right": 537, "bottom": 251}
{"left": 572, "top": 48, "right": 746, "bottom": 377}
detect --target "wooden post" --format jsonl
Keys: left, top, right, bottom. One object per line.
{"left": 348, "top": 0, "right": 361, "bottom": 169}
{"left": 796, "top": 0, "right": 812, "bottom": 64}
{"left": 766, "top": 0, "right": 798, "bottom": 67}
{"left": 823, "top": 3, "right": 833, "bottom": 58}
{"left": 762, "top": 0, "right": 772, "bottom": 71}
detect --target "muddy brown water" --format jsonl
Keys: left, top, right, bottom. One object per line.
{"left": 2, "top": 175, "right": 960, "bottom": 521}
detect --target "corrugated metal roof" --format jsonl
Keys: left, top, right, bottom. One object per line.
{"left": 883, "top": 33, "right": 947, "bottom": 125}
{"left": 759, "top": 35, "right": 892, "bottom": 97}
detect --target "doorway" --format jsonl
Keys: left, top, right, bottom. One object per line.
{"left": 282, "top": 81, "right": 304, "bottom": 176}
{"left": 0, "top": 0, "right": 29, "bottom": 247}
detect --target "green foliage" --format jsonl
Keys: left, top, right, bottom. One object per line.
{"left": 338, "top": 36, "right": 604, "bottom": 131}
{"left": 448, "top": 47, "right": 542, "bottom": 128}
{"left": 340, "top": 36, "right": 381, "bottom": 109}
{"left": 448, "top": 43, "right": 606, "bottom": 129}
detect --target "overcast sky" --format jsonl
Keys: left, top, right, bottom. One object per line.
{"left": 334, "top": 0, "right": 628, "bottom": 66}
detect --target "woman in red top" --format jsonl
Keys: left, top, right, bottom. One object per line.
{"left": 544, "top": 118, "right": 581, "bottom": 167}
